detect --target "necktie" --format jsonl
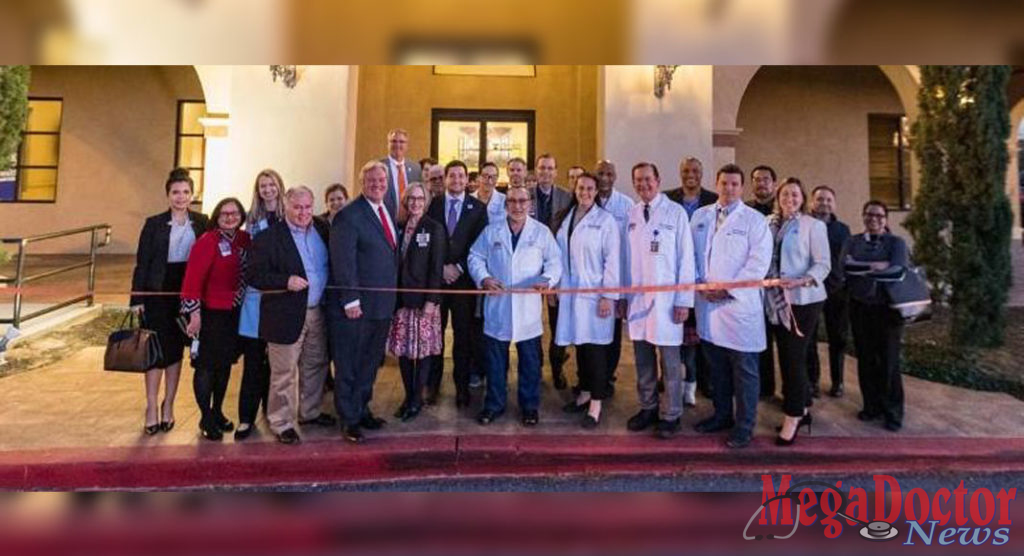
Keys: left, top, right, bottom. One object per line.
{"left": 397, "top": 164, "right": 407, "bottom": 200}
{"left": 378, "top": 205, "right": 396, "bottom": 249}
{"left": 715, "top": 206, "right": 727, "bottom": 233}
{"left": 447, "top": 198, "right": 459, "bottom": 235}
{"left": 643, "top": 203, "right": 650, "bottom": 223}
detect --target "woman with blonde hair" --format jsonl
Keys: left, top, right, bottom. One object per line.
{"left": 235, "top": 168, "right": 285, "bottom": 440}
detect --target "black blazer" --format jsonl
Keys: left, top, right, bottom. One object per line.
{"left": 131, "top": 209, "right": 209, "bottom": 307}
{"left": 330, "top": 196, "right": 400, "bottom": 320}
{"left": 397, "top": 215, "right": 446, "bottom": 309}
{"left": 246, "top": 219, "right": 330, "bottom": 345}
{"left": 427, "top": 194, "right": 488, "bottom": 288}
{"left": 666, "top": 187, "right": 719, "bottom": 208}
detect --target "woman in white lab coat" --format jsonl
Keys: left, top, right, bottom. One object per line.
{"left": 554, "top": 173, "right": 621, "bottom": 428}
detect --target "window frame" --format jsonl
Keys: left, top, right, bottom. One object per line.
{"left": 866, "top": 113, "right": 912, "bottom": 211}
{"left": 174, "top": 99, "right": 207, "bottom": 204}
{"left": 430, "top": 108, "right": 536, "bottom": 174}
{"left": 1, "top": 96, "right": 64, "bottom": 204}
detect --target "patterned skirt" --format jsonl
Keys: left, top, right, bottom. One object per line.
{"left": 386, "top": 307, "right": 443, "bottom": 360}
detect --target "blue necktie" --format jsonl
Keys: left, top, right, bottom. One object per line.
{"left": 447, "top": 199, "right": 459, "bottom": 235}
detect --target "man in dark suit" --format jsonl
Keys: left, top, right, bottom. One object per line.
{"left": 246, "top": 186, "right": 334, "bottom": 445}
{"left": 529, "top": 153, "right": 572, "bottom": 389}
{"left": 666, "top": 156, "right": 719, "bottom": 401}
{"left": 380, "top": 128, "right": 422, "bottom": 219}
{"left": 747, "top": 164, "right": 777, "bottom": 399}
{"left": 329, "top": 161, "right": 400, "bottom": 443}
{"left": 426, "top": 160, "right": 488, "bottom": 407}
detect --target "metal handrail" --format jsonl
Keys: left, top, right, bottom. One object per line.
{"left": 1, "top": 224, "right": 112, "bottom": 328}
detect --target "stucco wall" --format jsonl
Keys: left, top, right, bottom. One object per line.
{"left": 353, "top": 65, "right": 599, "bottom": 191}
{"left": 0, "top": 66, "right": 203, "bottom": 254}
{"left": 735, "top": 65, "right": 905, "bottom": 234}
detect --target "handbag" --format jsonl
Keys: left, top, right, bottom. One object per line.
{"left": 103, "top": 311, "right": 164, "bottom": 372}
{"left": 875, "top": 265, "right": 933, "bottom": 324}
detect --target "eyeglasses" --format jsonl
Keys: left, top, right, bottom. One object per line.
{"left": 863, "top": 212, "right": 886, "bottom": 219}
{"left": 408, "top": 196, "right": 426, "bottom": 202}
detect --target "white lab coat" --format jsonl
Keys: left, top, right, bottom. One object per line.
{"left": 624, "top": 193, "right": 695, "bottom": 346}
{"left": 554, "top": 205, "right": 621, "bottom": 346}
{"left": 469, "top": 217, "right": 563, "bottom": 343}
{"left": 601, "top": 189, "right": 634, "bottom": 284}
{"left": 474, "top": 189, "right": 507, "bottom": 224}
{"left": 691, "top": 201, "right": 773, "bottom": 353}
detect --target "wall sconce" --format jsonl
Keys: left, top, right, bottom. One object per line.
{"left": 654, "top": 65, "right": 679, "bottom": 98}
{"left": 269, "top": 65, "right": 299, "bottom": 88}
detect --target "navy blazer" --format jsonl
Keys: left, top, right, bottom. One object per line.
{"left": 130, "top": 209, "right": 209, "bottom": 307}
{"left": 666, "top": 187, "right": 719, "bottom": 209}
{"left": 330, "top": 196, "right": 400, "bottom": 320}
{"left": 397, "top": 215, "right": 446, "bottom": 309}
{"left": 246, "top": 219, "right": 330, "bottom": 345}
{"left": 427, "top": 193, "right": 488, "bottom": 288}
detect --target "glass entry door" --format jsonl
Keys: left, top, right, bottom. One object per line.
{"left": 432, "top": 109, "right": 535, "bottom": 185}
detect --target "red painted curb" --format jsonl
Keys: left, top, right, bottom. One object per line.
{"left": 3, "top": 435, "right": 1024, "bottom": 489}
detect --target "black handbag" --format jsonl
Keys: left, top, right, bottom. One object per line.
{"left": 875, "top": 265, "right": 933, "bottom": 324}
{"left": 103, "top": 312, "right": 163, "bottom": 372}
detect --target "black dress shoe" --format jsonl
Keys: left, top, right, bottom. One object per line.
{"left": 343, "top": 425, "right": 364, "bottom": 444}
{"left": 694, "top": 417, "right": 735, "bottom": 433}
{"left": 476, "top": 409, "right": 499, "bottom": 425}
{"left": 217, "top": 415, "right": 235, "bottom": 433}
{"left": 234, "top": 423, "right": 254, "bottom": 441}
{"left": 521, "top": 410, "right": 539, "bottom": 427}
{"left": 883, "top": 419, "right": 903, "bottom": 432}
{"left": 828, "top": 383, "right": 844, "bottom": 398}
{"left": 300, "top": 413, "right": 338, "bottom": 427}
{"left": 581, "top": 414, "right": 600, "bottom": 429}
{"left": 626, "top": 409, "right": 658, "bottom": 432}
{"left": 200, "top": 424, "right": 223, "bottom": 441}
{"left": 562, "top": 400, "right": 589, "bottom": 414}
{"left": 857, "top": 410, "right": 881, "bottom": 422}
{"left": 359, "top": 414, "right": 386, "bottom": 430}
{"left": 276, "top": 428, "right": 301, "bottom": 445}
{"left": 655, "top": 418, "right": 681, "bottom": 439}
{"left": 400, "top": 405, "right": 422, "bottom": 422}
{"left": 144, "top": 423, "right": 160, "bottom": 436}
{"left": 725, "top": 432, "right": 752, "bottom": 449}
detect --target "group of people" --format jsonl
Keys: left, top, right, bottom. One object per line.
{"left": 130, "top": 128, "right": 911, "bottom": 449}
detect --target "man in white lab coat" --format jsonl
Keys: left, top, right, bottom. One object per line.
{"left": 468, "top": 186, "right": 563, "bottom": 427}
{"left": 595, "top": 160, "right": 634, "bottom": 388}
{"left": 691, "top": 163, "right": 773, "bottom": 449}
{"left": 624, "top": 162, "right": 696, "bottom": 439}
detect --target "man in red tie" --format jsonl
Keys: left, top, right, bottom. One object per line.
{"left": 329, "top": 160, "right": 400, "bottom": 443}
{"left": 380, "top": 128, "right": 422, "bottom": 219}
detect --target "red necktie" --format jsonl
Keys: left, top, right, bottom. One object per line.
{"left": 378, "top": 205, "right": 396, "bottom": 249}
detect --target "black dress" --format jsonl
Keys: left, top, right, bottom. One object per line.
{"left": 144, "top": 262, "right": 188, "bottom": 367}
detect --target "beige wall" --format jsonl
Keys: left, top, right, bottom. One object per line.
{"left": 735, "top": 65, "right": 906, "bottom": 234}
{"left": 0, "top": 66, "right": 204, "bottom": 254}
{"left": 353, "top": 65, "right": 599, "bottom": 191}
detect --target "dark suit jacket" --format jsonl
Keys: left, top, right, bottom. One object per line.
{"left": 380, "top": 157, "right": 422, "bottom": 219}
{"left": 427, "top": 193, "right": 488, "bottom": 289}
{"left": 131, "top": 209, "right": 209, "bottom": 307}
{"left": 666, "top": 187, "right": 719, "bottom": 209}
{"left": 246, "top": 219, "right": 330, "bottom": 345}
{"left": 529, "top": 184, "right": 572, "bottom": 233}
{"left": 331, "top": 196, "right": 400, "bottom": 320}
{"left": 397, "top": 215, "right": 446, "bottom": 309}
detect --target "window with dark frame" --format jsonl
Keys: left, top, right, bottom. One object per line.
{"left": 0, "top": 98, "right": 63, "bottom": 203}
{"left": 175, "top": 100, "right": 207, "bottom": 203}
{"left": 867, "top": 113, "right": 911, "bottom": 210}
{"left": 431, "top": 108, "right": 535, "bottom": 186}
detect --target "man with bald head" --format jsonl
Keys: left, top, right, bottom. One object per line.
{"left": 594, "top": 160, "right": 634, "bottom": 386}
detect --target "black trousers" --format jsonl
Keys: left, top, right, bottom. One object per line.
{"left": 194, "top": 363, "right": 231, "bottom": 429}
{"left": 774, "top": 302, "right": 823, "bottom": 417}
{"left": 399, "top": 356, "right": 431, "bottom": 408}
{"left": 850, "top": 300, "right": 905, "bottom": 424}
{"left": 759, "top": 316, "right": 777, "bottom": 396}
{"left": 807, "top": 289, "right": 849, "bottom": 388}
{"left": 606, "top": 317, "right": 624, "bottom": 381}
{"left": 547, "top": 303, "right": 568, "bottom": 378}
{"left": 331, "top": 316, "right": 391, "bottom": 427}
{"left": 429, "top": 291, "right": 478, "bottom": 398}
{"left": 575, "top": 343, "right": 611, "bottom": 400}
{"left": 237, "top": 337, "right": 270, "bottom": 426}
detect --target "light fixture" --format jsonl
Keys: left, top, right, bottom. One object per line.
{"left": 269, "top": 65, "right": 298, "bottom": 88}
{"left": 654, "top": 65, "right": 679, "bottom": 98}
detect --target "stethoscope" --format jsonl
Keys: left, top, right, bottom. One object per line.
{"left": 742, "top": 480, "right": 899, "bottom": 542}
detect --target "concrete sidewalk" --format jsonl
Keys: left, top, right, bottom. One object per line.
{"left": 2, "top": 339, "right": 1024, "bottom": 489}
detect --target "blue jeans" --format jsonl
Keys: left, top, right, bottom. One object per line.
{"left": 483, "top": 335, "right": 542, "bottom": 415}
{"left": 703, "top": 341, "right": 760, "bottom": 436}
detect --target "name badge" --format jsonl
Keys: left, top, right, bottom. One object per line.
{"left": 416, "top": 232, "right": 430, "bottom": 247}
{"left": 218, "top": 240, "right": 232, "bottom": 257}
{"left": 650, "top": 241, "right": 660, "bottom": 253}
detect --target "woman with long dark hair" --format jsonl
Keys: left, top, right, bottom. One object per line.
{"left": 130, "top": 168, "right": 209, "bottom": 435}
{"left": 181, "top": 197, "right": 251, "bottom": 441}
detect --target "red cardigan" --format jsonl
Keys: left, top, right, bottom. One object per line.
{"left": 180, "top": 229, "right": 251, "bottom": 313}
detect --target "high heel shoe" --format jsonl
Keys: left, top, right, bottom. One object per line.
{"left": 144, "top": 407, "right": 160, "bottom": 435}
{"left": 775, "top": 413, "right": 812, "bottom": 446}
{"left": 775, "top": 412, "right": 813, "bottom": 432}
{"left": 159, "top": 399, "right": 175, "bottom": 433}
